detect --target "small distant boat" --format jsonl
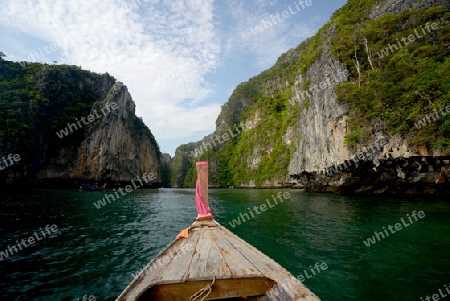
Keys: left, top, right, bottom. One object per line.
{"left": 116, "top": 162, "right": 320, "bottom": 301}
{"left": 79, "top": 183, "right": 106, "bottom": 191}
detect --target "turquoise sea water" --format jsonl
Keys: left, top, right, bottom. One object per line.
{"left": 0, "top": 189, "right": 449, "bottom": 300}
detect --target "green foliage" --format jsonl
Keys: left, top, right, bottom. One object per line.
{"left": 0, "top": 59, "right": 162, "bottom": 178}
{"left": 170, "top": 144, "right": 194, "bottom": 187}
{"left": 132, "top": 116, "right": 159, "bottom": 152}
{"left": 183, "top": 165, "right": 196, "bottom": 187}
{"left": 214, "top": 147, "right": 233, "bottom": 186}
{"left": 172, "top": 1, "right": 450, "bottom": 187}
{"left": 160, "top": 160, "right": 172, "bottom": 187}
{"left": 332, "top": 4, "right": 450, "bottom": 149}
{"left": 216, "top": 72, "right": 268, "bottom": 128}
{"left": 0, "top": 61, "right": 114, "bottom": 158}
{"left": 223, "top": 88, "right": 293, "bottom": 186}
{"left": 302, "top": 100, "right": 310, "bottom": 110}
{"left": 344, "top": 129, "right": 362, "bottom": 147}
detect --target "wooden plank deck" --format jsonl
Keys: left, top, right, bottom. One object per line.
{"left": 116, "top": 220, "right": 320, "bottom": 301}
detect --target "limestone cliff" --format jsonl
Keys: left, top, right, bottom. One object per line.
{"left": 288, "top": 0, "right": 450, "bottom": 195}
{"left": 48, "top": 82, "right": 161, "bottom": 184}
{"left": 0, "top": 60, "right": 161, "bottom": 187}
{"left": 171, "top": 0, "right": 450, "bottom": 195}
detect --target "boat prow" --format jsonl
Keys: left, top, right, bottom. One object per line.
{"left": 116, "top": 219, "right": 319, "bottom": 301}
{"left": 116, "top": 162, "right": 320, "bottom": 300}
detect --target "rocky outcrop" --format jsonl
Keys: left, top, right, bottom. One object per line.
{"left": 170, "top": 143, "right": 196, "bottom": 188}
{"left": 170, "top": 0, "right": 450, "bottom": 194}
{"left": 370, "top": 0, "right": 450, "bottom": 19}
{"left": 85, "top": 83, "right": 158, "bottom": 180}
{"left": 40, "top": 82, "right": 161, "bottom": 186}
{"left": 160, "top": 153, "right": 173, "bottom": 187}
{"left": 286, "top": 0, "right": 450, "bottom": 194}
{"left": 0, "top": 62, "right": 161, "bottom": 188}
{"left": 288, "top": 45, "right": 350, "bottom": 174}
{"left": 294, "top": 156, "right": 450, "bottom": 195}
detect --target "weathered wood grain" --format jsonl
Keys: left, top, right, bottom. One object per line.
{"left": 116, "top": 220, "right": 320, "bottom": 301}
{"left": 159, "top": 230, "right": 199, "bottom": 283}
{"left": 211, "top": 229, "right": 261, "bottom": 277}
{"left": 142, "top": 277, "right": 274, "bottom": 300}
{"left": 188, "top": 228, "right": 233, "bottom": 280}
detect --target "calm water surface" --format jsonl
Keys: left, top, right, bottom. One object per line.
{"left": 0, "top": 189, "right": 449, "bottom": 301}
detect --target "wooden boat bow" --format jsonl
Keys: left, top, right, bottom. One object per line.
{"left": 116, "top": 162, "right": 320, "bottom": 300}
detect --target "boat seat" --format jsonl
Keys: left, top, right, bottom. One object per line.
{"left": 136, "top": 276, "right": 275, "bottom": 301}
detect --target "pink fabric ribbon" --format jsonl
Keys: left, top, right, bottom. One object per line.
{"left": 196, "top": 179, "right": 212, "bottom": 219}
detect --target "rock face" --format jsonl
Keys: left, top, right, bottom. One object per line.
{"left": 41, "top": 82, "right": 161, "bottom": 186}
{"left": 160, "top": 153, "right": 173, "bottom": 187}
{"left": 170, "top": 143, "right": 197, "bottom": 188}
{"left": 0, "top": 62, "right": 161, "bottom": 188}
{"left": 294, "top": 156, "right": 450, "bottom": 196}
{"left": 170, "top": 0, "right": 450, "bottom": 194}
{"left": 286, "top": 43, "right": 450, "bottom": 194}
{"left": 287, "top": 0, "right": 450, "bottom": 194}
{"left": 288, "top": 45, "right": 350, "bottom": 175}
{"left": 370, "top": 0, "right": 450, "bottom": 19}
{"left": 84, "top": 83, "right": 158, "bottom": 181}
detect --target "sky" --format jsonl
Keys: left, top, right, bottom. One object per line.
{"left": 0, "top": 0, "right": 348, "bottom": 156}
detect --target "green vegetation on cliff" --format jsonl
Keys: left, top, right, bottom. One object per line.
{"left": 0, "top": 56, "right": 162, "bottom": 186}
{"left": 333, "top": 5, "right": 450, "bottom": 148}
{"left": 172, "top": 1, "right": 450, "bottom": 187}
{"left": 228, "top": 88, "right": 295, "bottom": 185}
{"left": 0, "top": 58, "right": 111, "bottom": 159}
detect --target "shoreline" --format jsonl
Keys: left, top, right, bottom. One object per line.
{"left": 2, "top": 185, "right": 448, "bottom": 198}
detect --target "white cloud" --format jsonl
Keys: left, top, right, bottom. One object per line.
{"left": 254, "top": 0, "right": 282, "bottom": 9}
{"left": 222, "top": 0, "right": 317, "bottom": 69}
{"left": 0, "top": 0, "right": 340, "bottom": 155}
{"left": 0, "top": 0, "right": 221, "bottom": 154}
{"left": 144, "top": 103, "right": 221, "bottom": 139}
